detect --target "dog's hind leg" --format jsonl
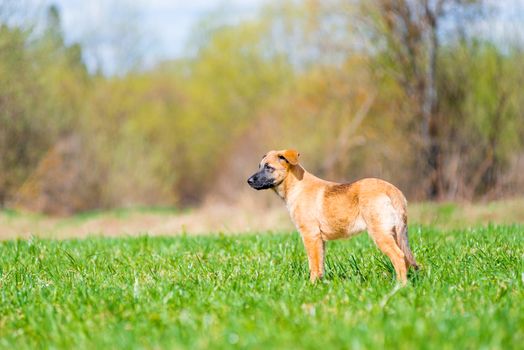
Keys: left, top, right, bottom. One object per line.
{"left": 367, "top": 225, "right": 408, "bottom": 285}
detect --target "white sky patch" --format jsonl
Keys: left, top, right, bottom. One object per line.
{"left": 478, "top": 0, "right": 524, "bottom": 44}
{"left": 22, "top": 0, "right": 524, "bottom": 74}
{"left": 33, "top": 0, "right": 266, "bottom": 73}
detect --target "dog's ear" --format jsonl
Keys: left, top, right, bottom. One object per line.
{"left": 279, "top": 149, "right": 300, "bottom": 166}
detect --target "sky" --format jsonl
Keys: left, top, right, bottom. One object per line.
{"left": 25, "top": 0, "right": 524, "bottom": 74}
{"left": 35, "top": 0, "right": 266, "bottom": 73}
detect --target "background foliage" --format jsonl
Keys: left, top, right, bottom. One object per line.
{"left": 1, "top": 1, "right": 523, "bottom": 214}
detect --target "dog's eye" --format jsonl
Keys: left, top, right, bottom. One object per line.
{"left": 265, "top": 164, "right": 274, "bottom": 172}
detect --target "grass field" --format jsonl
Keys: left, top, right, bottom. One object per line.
{"left": 1, "top": 225, "right": 523, "bottom": 349}
{"left": 2, "top": 198, "right": 524, "bottom": 239}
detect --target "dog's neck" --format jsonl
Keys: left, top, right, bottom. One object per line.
{"left": 273, "top": 165, "right": 306, "bottom": 202}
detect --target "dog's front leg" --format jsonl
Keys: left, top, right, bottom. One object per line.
{"left": 300, "top": 231, "right": 325, "bottom": 283}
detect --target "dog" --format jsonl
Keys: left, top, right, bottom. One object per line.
{"left": 247, "top": 149, "right": 418, "bottom": 285}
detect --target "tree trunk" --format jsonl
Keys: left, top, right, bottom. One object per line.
{"left": 423, "top": 1, "right": 442, "bottom": 200}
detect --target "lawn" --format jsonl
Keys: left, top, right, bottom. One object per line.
{"left": 0, "top": 225, "right": 523, "bottom": 349}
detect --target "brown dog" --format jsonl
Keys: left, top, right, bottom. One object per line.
{"left": 247, "top": 149, "right": 418, "bottom": 285}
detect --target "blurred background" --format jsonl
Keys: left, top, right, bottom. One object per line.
{"left": 1, "top": 0, "right": 523, "bottom": 225}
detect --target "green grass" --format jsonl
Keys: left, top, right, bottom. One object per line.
{"left": 72, "top": 206, "right": 182, "bottom": 219}
{"left": 1, "top": 226, "right": 523, "bottom": 349}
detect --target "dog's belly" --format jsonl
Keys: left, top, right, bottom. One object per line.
{"left": 319, "top": 215, "right": 367, "bottom": 241}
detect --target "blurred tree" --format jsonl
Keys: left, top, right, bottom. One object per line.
{"left": 439, "top": 41, "right": 524, "bottom": 199}
{"left": 0, "top": 25, "right": 47, "bottom": 205}
{"left": 172, "top": 18, "right": 292, "bottom": 204}
{"left": 2, "top": 0, "right": 524, "bottom": 214}
{"left": 0, "top": 4, "right": 88, "bottom": 208}
{"left": 366, "top": 0, "right": 484, "bottom": 199}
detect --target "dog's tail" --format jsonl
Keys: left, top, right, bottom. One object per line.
{"left": 392, "top": 197, "right": 419, "bottom": 270}
{"left": 395, "top": 215, "right": 419, "bottom": 270}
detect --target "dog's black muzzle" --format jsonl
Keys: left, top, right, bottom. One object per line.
{"left": 247, "top": 172, "right": 275, "bottom": 190}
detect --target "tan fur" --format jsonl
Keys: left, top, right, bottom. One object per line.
{"left": 253, "top": 149, "right": 418, "bottom": 285}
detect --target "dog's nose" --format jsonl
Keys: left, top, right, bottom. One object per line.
{"left": 248, "top": 175, "right": 258, "bottom": 185}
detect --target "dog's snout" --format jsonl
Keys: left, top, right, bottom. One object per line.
{"left": 248, "top": 171, "right": 274, "bottom": 190}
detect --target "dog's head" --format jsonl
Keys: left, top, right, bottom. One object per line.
{"left": 247, "top": 149, "right": 300, "bottom": 190}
